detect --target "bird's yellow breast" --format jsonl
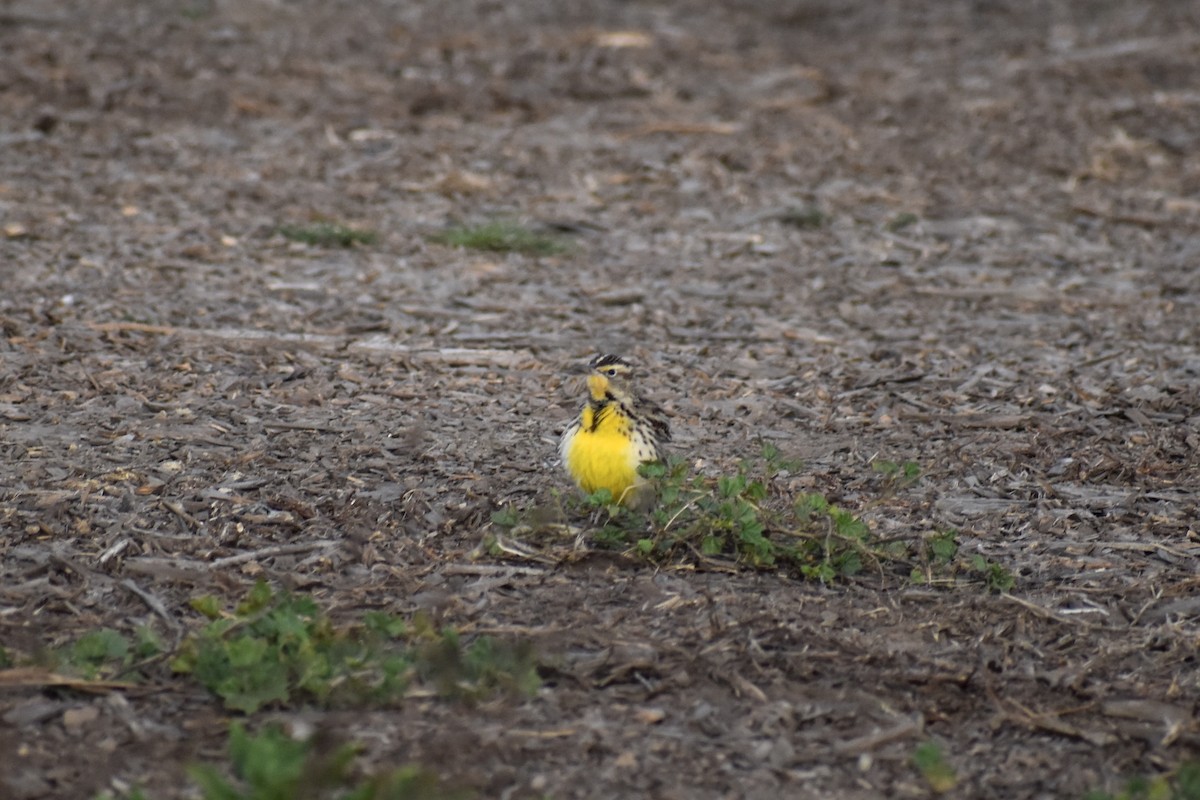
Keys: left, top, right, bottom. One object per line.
{"left": 563, "top": 404, "right": 641, "bottom": 502}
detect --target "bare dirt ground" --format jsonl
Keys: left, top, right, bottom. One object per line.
{"left": 3, "top": 1, "right": 1200, "bottom": 798}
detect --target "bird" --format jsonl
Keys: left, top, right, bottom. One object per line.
{"left": 559, "top": 354, "right": 671, "bottom": 510}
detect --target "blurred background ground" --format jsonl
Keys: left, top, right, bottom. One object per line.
{"left": 2, "top": 1, "right": 1199, "bottom": 798}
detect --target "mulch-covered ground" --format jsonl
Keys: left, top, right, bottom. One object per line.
{"left": 2, "top": 1, "right": 1200, "bottom": 797}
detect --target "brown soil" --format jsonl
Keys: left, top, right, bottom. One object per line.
{"left": 3, "top": 1, "right": 1200, "bottom": 798}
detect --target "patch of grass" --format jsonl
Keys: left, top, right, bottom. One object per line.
{"left": 98, "top": 724, "right": 470, "bottom": 800}
{"left": 430, "top": 221, "right": 568, "bottom": 256}
{"left": 57, "top": 626, "right": 162, "bottom": 680}
{"left": 188, "top": 723, "right": 472, "bottom": 800}
{"left": 887, "top": 212, "right": 920, "bottom": 232}
{"left": 871, "top": 458, "right": 921, "bottom": 492}
{"left": 907, "top": 532, "right": 1017, "bottom": 593}
{"left": 170, "top": 581, "right": 538, "bottom": 713}
{"left": 180, "top": 1, "right": 214, "bottom": 19}
{"left": 778, "top": 206, "right": 826, "bottom": 229}
{"left": 69, "top": 629, "right": 131, "bottom": 677}
{"left": 909, "top": 530, "right": 959, "bottom": 585}
{"left": 926, "top": 530, "right": 959, "bottom": 564}
{"left": 970, "top": 554, "right": 1016, "bottom": 593}
{"left": 1085, "top": 762, "right": 1200, "bottom": 800}
{"left": 490, "top": 505, "right": 521, "bottom": 529}
{"left": 278, "top": 221, "right": 378, "bottom": 248}
{"left": 417, "top": 628, "right": 540, "bottom": 699}
{"left": 496, "top": 446, "right": 882, "bottom": 581}
{"left": 495, "top": 447, "right": 1012, "bottom": 588}
{"left": 912, "top": 741, "right": 957, "bottom": 793}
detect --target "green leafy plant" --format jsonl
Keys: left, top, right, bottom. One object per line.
{"left": 927, "top": 530, "right": 959, "bottom": 564}
{"left": 71, "top": 629, "right": 130, "bottom": 676}
{"left": 909, "top": 530, "right": 960, "bottom": 585}
{"left": 279, "top": 222, "right": 378, "bottom": 248}
{"left": 490, "top": 506, "right": 520, "bottom": 528}
{"left": 970, "top": 554, "right": 1016, "bottom": 593}
{"left": 171, "top": 581, "right": 538, "bottom": 713}
{"left": 872, "top": 458, "right": 921, "bottom": 491}
{"left": 430, "top": 221, "right": 568, "bottom": 256}
{"left": 887, "top": 212, "right": 920, "bottom": 232}
{"left": 912, "top": 741, "right": 957, "bottom": 793}
{"left": 416, "top": 628, "right": 540, "bottom": 701}
{"left": 534, "top": 446, "right": 882, "bottom": 581}
{"left": 188, "top": 723, "right": 472, "bottom": 800}
{"left": 778, "top": 206, "right": 826, "bottom": 229}
{"left": 1085, "top": 762, "right": 1200, "bottom": 800}
{"left": 906, "top": 534, "right": 1017, "bottom": 592}
{"left": 666, "top": 447, "right": 868, "bottom": 578}
{"left": 59, "top": 626, "right": 162, "bottom": 679}
{"left": 495, "top": 448, "right": 1013, "bottom": 589}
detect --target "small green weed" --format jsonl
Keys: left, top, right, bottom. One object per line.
{"left": 498, "top": 445, "right": 885, "bottom": 581}
{"left": 887, "top": 212, "right": 920, "bottom": 232}
{"left": 649, "top": 445, "right": 875, "bottom": 580}
{"left": 417, "top": 628, "right": 540, "bottom": 700}
{"left": 912, "top": 741, "right": 957, "bottom": 793}
{"left": 969, "top": 554, "right": 1016, "bottom": 592}
{"left": 909, "top": 530, "right": 959, "bottom": 585}
{"left": 779, "top": 206, "right": 826, "bottom": 229}
{"left": 926, "top": 530, "right": 959, "bottom": 564}
{"left": 496, "top": 448, "right": 1013, "bottom": 588}
{"left": 70, "top": 629, "right": 130, "bottom": 677}
{"left": 871, "top": 458, "right": 921, "bottom": 491}
{"left": 59, "top": 626, "right": 162, "bottom": 679}
{"left": 188, "top": 723, "right": 471, "bottom": 800}
{"left": 430, "top": 221, "right": 568, "bottom": 256}
{"left": 490, "top": 506, "right": 521, "bottom": 528}
{"left": 171, "top": 581, "right": 538, "bottom": 713}
{"left": 180, "top": 1, "right": 214, "bottom": 20}
{"left": 907, "top": 534, "right": 1017, "bottom": 592}
{"left": 279, "top": 222, "right": 378, "bottom": 248}
{"left": 1085, "top": 761, "right": 1200, "bottom": 800}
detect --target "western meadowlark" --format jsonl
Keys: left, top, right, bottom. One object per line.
{"left": 559, "top": 354, "right": 671, "bottom": 510}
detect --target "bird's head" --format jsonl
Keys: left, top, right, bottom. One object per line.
{"left": 586, "top": 353, "right": 634, "bottom": 404}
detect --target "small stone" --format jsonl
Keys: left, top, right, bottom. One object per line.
{"left": 635, "top": 707, "right": 666, "bottom": 724}
{"left": 62, "top": 705, "right": 100, "bottom": 733}
{"left": 3, "top": 770, "right": 52, "bottom": 800}
{"left": 3, "top": 700, "right": 62, "bottom": 727}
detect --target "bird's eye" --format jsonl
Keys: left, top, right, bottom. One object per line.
{"left": 604, "top": 368, "right": 618, "bottom": 376}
